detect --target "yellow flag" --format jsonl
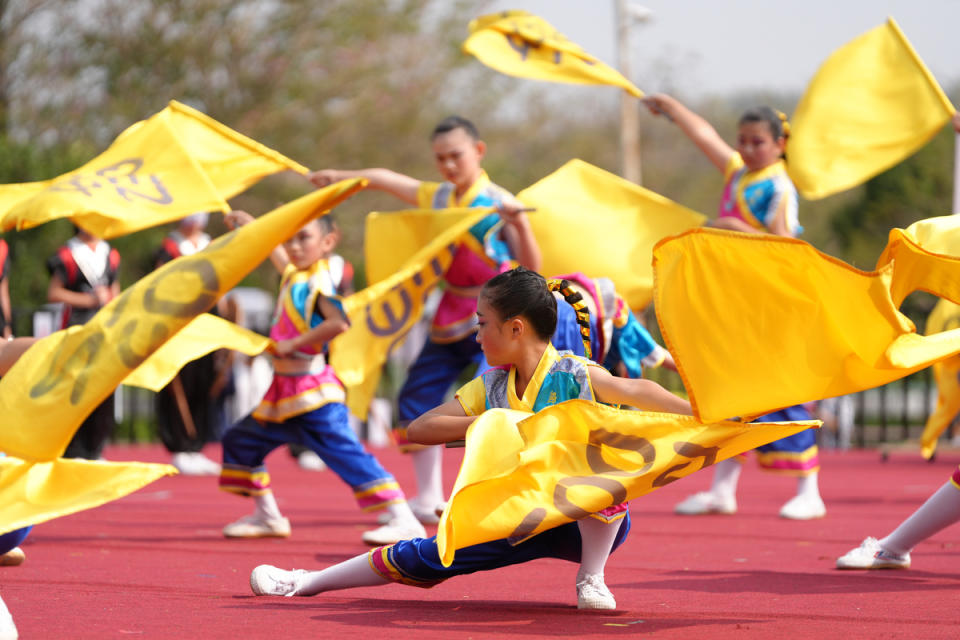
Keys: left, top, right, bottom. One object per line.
{"left": 788, "top": 18, "right": 956, "bottom": 200}
{"left": 0, "top": 179, "right": 364, "bottom": 462}
{"left": 364, "top": 208, "right": 485, "bottom": 285}
{"left": 463, "top": 11, "right": 643, "bottom": 97}
{"left": 919, "top": 299, "right": 960, "bottom": 459}
{"left": 436, "top": 400, "right": 817, "bottom": 565}
{"left": 122, "top": 313, "right": 271, "bottom": 392}
{"left": 0, "top": 100, "right": 308, "bottom": 238}
{"left": 518, "top": 159, "right": 706, "bottom": 309}
{"left": 0, "top": 456, "right": 176, "bottom": 534}
{"left": 653, "top": 227, "right": 960, "bottom": 423}
{"left": 332, "top": 210, "right": 490, "bottom": 418}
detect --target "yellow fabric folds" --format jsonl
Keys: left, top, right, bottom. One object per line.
{"left": 363, "top": 208, "right": 485, "bottom": 285}
{"left": 788, "top": 18, "right": 956, "bottom": 200}
{"left": 0, "top": 456, "right": 177, "bottom": 534}
{"left": 122, "top": 313, "right": 271, "bottom": 392}
{"left": 333, "top": 209, "right": 490, "bottom": 418}
{"left": 518, "top": 159, "right": 706, "bottom": 309}
{"left": 653, "top": 226, "right": 960, "bottom": 423}
{"left": 919, "top": 300, "right": 960, "bottom": 459}
{"left": 436, "top": 400, "right": 816, "bottom": 565}
{"left": 0, "top": 100, "right": 308, "bottom": 238}
{"left": 463, "top": 11, "right": 643, "bottom": 97}
{"left": 0, "top": 180, "right": 363, "bottom": 534}
{"left": 0, "top": 179, "right": 364, "bottom": 462}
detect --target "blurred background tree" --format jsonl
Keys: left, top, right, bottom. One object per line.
{"left": 0, "top": 0, "right": 957, "bottom": 340}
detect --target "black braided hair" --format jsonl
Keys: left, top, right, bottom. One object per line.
{"left": 547, "top": 278, "right": 592, "bottom": 360}
{"left": 480, "top": 267, "right": 556, "bottom": 341}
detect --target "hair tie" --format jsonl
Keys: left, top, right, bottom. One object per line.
{"left": 775, "top": 109, "right": 791, "bottom": 138}
{"left": 547, "top": 278, "right": 592, "bottom": 359}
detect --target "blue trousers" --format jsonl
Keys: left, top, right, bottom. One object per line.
{"left": 220, "top": 403, "right": 398, "bottom": 499}
{"left": 371, "top": 512, "right": 631, "bottom": 587}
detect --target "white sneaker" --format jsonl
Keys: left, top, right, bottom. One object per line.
{"left": 0, "top": 548, "right": 24, "bottom": 567}
{"left": 223, "top": 514, "right": 291, "bottom": 538}
{"left": 250, "top": 565, "right": 308, "bottom": 596}
{"left": 171, "top": 452, "right": 221, "bottom": 476}
{"left": 361, "top": 518, "right": 427, "bottom": 546}
{"left": 576, "top": 574, "right": 616, "bottom": 610}
{"left": 380, "top": 497, "right": 443, "bottom": 525}
{"left": 0, "top": 594, "right": 17, "bottom": 640}
{"left": 779, "top": 494, "right": 827, "bottom": 520}
{"left": 297, "top": 450, "right": 327, "bottom": 472}
{"left": 836, "top": 537, "right": 910, "bottom": 570}
{"left": 674, "top": 491, "right": 737, "bottom": 515}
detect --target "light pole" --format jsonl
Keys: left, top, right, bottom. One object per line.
{"left": 616, "top": 1, "right": 652, "bottom": 185}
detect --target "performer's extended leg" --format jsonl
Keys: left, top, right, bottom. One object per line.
{"left": 838, "top": 471, "right": 960, "bottom": 570}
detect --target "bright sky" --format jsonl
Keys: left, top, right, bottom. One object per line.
{"left": 485, "top": 0, "right": 960, "bottom": 97}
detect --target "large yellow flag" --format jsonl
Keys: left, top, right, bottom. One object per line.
{"left": 0, "top": 100, "right": 308, "bottom": 238}
{"left": 436, "top": 400, "right": 817, "bottom": 565}
{"left": 0, "top": 179, "right": 364, "bottom": 462}
{"left": 0, "top": 180, "right": 363, "bottom": 534}
{"left": 463, "top": 11, "right": 643, "bottom": 97}
{"left": 788, "top": 18, "right": 956, "bottom": 200}
{"left": 0, "top": 457, "right": 176, "bottom": 534}
{"left": 122, "top": 313, "right": 270, "bottom": 392}
{"left": 653, "top": 226, "right": 960, "bottom": 423}
{"left": 364, "top": 208, "right": 486, "bottom": 285}
{"left": 333, "top": 209, "right": 490, "bottom": 418}
{"left": 518, "top": 159, "right": 706, "bottom": 309}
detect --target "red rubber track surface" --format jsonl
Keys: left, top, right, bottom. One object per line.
{"left": 4, "top": 445, "right": 960, "bottom": 639}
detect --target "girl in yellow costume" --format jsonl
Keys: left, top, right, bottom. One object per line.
{"left": 248, "top": 268, "right": 691, "bottom": 610}
{"left": 644, "top": 94, "right": 824, "bottom": 520}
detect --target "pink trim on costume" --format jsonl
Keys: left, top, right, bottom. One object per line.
{"left": 757, "top": 457, "right": 820, "bottom": 473}
{"left": 356, "top": 487, "right": 407, "bottom": 512}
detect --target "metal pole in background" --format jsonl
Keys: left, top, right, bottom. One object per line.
{"left": 616, "top": 1, "right": 651, "bottom": 185}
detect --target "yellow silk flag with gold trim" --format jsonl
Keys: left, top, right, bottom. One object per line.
{"left": 0, "top": 179, "right": 363, "bottom": 533}
{"left": 122, "top": 313, "right": 270, "bottom": 392}
{"left": 653, "top": 226, "right": 960, "bottom": 423}
{"left": 463, "top": 11, "right": 643, "bottom": 97}
{"left": 788, "top": 18, "right": 956, "bottom": 200}
{"left": 518, "top": 159, "right": 706, "bottom": 309}
{"left": 333, "top": 209, "right": 490, "bottom": 418}
{"left": 364, "top": 208, "right": 487, "bottom": 285}
{"left": 437, "top": 400, "right": 817, "bottom": 565}
{"left": 0, "top": 100, "right": 308, "bottom": 238}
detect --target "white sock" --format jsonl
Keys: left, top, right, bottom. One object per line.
{"left": 296, "top": 553, "right": 389, "bottom": 596}
{"left": 410, "top": 445, "right": 444, "bottom": 506}
{"left": 576, "top": 517, "right": 621, "bottom": 581}
{"left": 254, "top": 491, "right": 283, "bottom": 521}
{"left": 796, "top": 472, "right": 821, "bottom": 499}
{"left": 881, "top": 481, "right": 960, "bottom": 556}
{"left": 385, "top": 501, "right": 420, "bottom": 526}
{"left": 709, "top": 458, "right": 742, "bottom": 499}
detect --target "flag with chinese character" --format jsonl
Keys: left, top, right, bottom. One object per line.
{"left": 436, "top": 400, "right": 816, "bottom": 565}
{"left": 0, "top": 100, "right": 309, "bottom": 238}
{"left": 788, "top": 18, "right": 956, "bottom": 200}
{"left": 333, "top": 209, "right": 490, "bottom": 418}
{"left": 0, "top": 179, "right": 364, "bottom": 534}
{"left": 518, "top": 159, "right": 705, "bottom": 309}
{"left": 653, "top": 225, "right": 960, "bottom": 423}
{"left": 463, "top": 11, "right": 643, "bottom": 97}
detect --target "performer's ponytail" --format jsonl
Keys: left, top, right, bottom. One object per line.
{"left": 547, "top": 278, "right": 592, "bottom": 359}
